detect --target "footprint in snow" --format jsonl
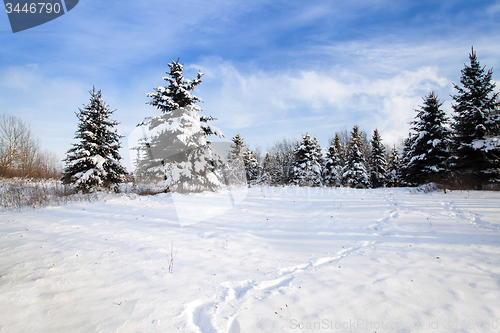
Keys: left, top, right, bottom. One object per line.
{"left": 228, "top": 318, "right": 241, "bottom": 333}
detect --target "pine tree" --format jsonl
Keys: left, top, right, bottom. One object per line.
{"left": 135, "top": 60, "right": 224, "bottom": 193}
{"left": 146, "top": 59, "right": 219, "bottom": 136}
{"left": 227, "top": 134, "right": 245, "bottom": 160}
{"left": 405, "top": 92, "right": 451, "bottom": 185}
{"left": 451, "top": 47, "right": 500, "bottom": 186}
{"left": 225, "top": 134, "right": 247, "bottom": 186}
{"left": 242, "top": 148, "right": 261, "bottom": 184}
{"left": 322, "top": 135, "right": 343, "bottom": 186}
{"left": 387, "top": 145, "right": 402, "bottom": 187}
{"left": 342, "top": 126, "right": 371, "bottom": 188}
{"left": 259, "top": 153, "right": 272, "bottom": 184}
{"left": 62, "top": 87, "right": 127, "bottom": 192}
{"left": 400, "top": 134, "right": 416, "bottom": 186}
{"left": 333, "top": 134, "right": 346, "bottom": 166}
{"left": 369, "top": 129, "right": 387, "bottom": 188}
{"left": 290, "top": 133, "right": 323, "bottom": 186}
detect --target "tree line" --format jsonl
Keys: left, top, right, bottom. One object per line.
{"left": 59, "top": 47, "right": 499, "bottom": 192}
{"left": 235, "top": 47, "right": 500, "bottom": 190}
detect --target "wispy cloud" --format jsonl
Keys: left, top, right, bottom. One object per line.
{"left": 1, "top": 0, "right": 499, "bottom": 163}
{"left": 196, "top": 57, "right": 448, "bottom": 149}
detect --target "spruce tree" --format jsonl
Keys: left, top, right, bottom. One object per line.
{"left": 405, "top": 92, "right": 451, "bottom": 185}
{"left": 369, "top": 129, "right": 387, "bottom": 188}
{"left": 451, "top": 47, "right": 500, "bottom": 186}
{"left": 226, "top": 134, "right": 245, "bottom": 163}
{"left": 225, "top": 134, "right": 247, "bottom": 186}
{"left": 387, "top": 145, "right": 402, "bottom": 187}
{"left": 259, "top": 153, "right": 272, "bottom": 184}
{"left": 342, "top": 126, "right": 371, "bottom": 188}
{"left": 322, "top": 136, "right": 343, "bottom": 186}
{"left": 62, "top": 87, "right": 127, "bottom": 192}
{"left": 333, "top": 133, "right": 346, "bottom": 166}
{"left": 242, "top": 148, "right": 261, "bottom": 184}
{"left": 135, "top": 60, "right": 224, "bottom": 193}
{"left": 146, "top": 59, "right": 219, "bottom": 136}
{"left": 290, "top": 133, "right": 323, "bottom": 186}
{"left": 400, "top": 134, "right": 416, "bottom": 186}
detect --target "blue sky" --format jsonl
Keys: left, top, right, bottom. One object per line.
{"left": 1, "top": 0, "right": 500, "bottom": 170}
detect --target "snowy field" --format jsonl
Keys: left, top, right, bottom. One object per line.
{"left": 1, "top": 186, "right": 500, "bottom": 332}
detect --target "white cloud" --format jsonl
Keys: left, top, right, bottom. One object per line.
{"left": 195, "top": 58, "right": 449, "bottom": 149}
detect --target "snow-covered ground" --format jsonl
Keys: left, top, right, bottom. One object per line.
{"left": 1, "top": 186, "right": 500, "bottom": 332}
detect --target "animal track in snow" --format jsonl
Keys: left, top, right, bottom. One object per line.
{"left": 185, "top": 300, "right": 218, "bottom": 333}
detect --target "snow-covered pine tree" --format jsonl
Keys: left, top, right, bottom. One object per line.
{"left": 333, "top": 134, "right": 346, "bottom": 166}
{"left": 322, "top": 136, "right": 343, "bottom": 186}
{"left": 400, "top": 134, "right": 416, "bottom": 186}
{"left": 62, "top": 87, "right": 127, "bottom": 192}
{"left": 387, "top": 145, "right": 402, "bottom": 187}
{"left": 369, "top": 129, "right": 387, "bottom": 188}
{"left": 242, "top": 148, "right": 261, "bottom": 184}
{"left": 227, "top": 134, "right": 245, "bottom": 156}
{"left": 224, "top": 134, "right": 247, "bottom": 186}
{"left": 405, "top": 92, "right": 451, "bottom": 185}
{"left": 146, "top": 59, "right": 218, "bottom": 136}
{"left": 290, "top": 134, "right": 323, "bottom": 186}
{"left": 342, "top": 125, "right": 371, "bottom": 188}
{"left": 451, "top": 47, "right": 500, "bottom": 186}
{"left": 134, "top": 60, "right": 224, "bottom": 193}
{"left": 259, "top": 153, "right": 272, "bottom": 184}
{"left": 134, "top": 108, "right": 224, "bottom": 193}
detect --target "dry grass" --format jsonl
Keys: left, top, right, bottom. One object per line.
{"left": 0, "top": 178, "right": 97, "bottom": 210}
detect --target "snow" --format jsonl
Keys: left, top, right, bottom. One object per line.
{"left": 1, "top": 186, "right": 500, "bottom": 332}
{"left": 473, "top": 136, "right": 500, "bottom": 151}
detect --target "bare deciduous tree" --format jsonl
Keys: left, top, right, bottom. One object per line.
{"left": 0, "top": 114, "right": 61, "bottom": 178}
{"left": 266, "top": 138, "right": 298, "bottom": 184}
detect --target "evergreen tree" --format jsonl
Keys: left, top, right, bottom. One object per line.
{"left": 62, "top": 87, "right": 127, "bottom": 192}
{"left": 290, "top": 133, "right": 323, "bottom": 186}
{"left": 242, "top": 148, "right": 261, "bottom": 184}
{"left": 342, "top": 126, "right": 371, "bottom": 188}
{"left": 259, "top": 153, "right": 272, "bottom": 184}
{"left": 400, "top": 134, "right": 416, "bottom": 185}
{"left": 451, "top": 47, "right": 500, "bottom": 186}
{"left": 224, "top": 135, "right": 261, "bottom": 185}
{"left": 135, "top": 60, "right": 224, "bottom": 193}
{"left": 225, "top": 134, "right": 247, "bottom": 186}
{"left": 405, "top": 92, "right": 451, "bottom": 184}
{"left": 387, "top": 145, "right": 402, "bottom": 187}
{"left": 227, "top": 134, "right": 245, "bottom": 158}
{"left": 369, "top": 129, "right": 387, "bottom": 188}
{"left": 322, "top": 136, "right": 343, "bottom": 186}
{"left": 146, "top": 59, "right": 219, "bottom": 136}
{"left": 333, "top": 133, "right": 346, "bottom": 166}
